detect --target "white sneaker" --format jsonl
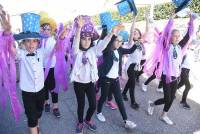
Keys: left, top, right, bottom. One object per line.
{"left": 124, "top": 120, "right": 137, "bottom": 129}
{"left": 141, "top": 84, "right": 147, "bottom": 92}
{"left": 147, "top": 101, "right": 154, "bottom": 115}
{"left": 160, "top": 115, "right": 174, "bottom": 125}
{"left": 156, "top": 88, "right": 163, "bottom": 93}
{"left": 96, "top": 113, "right": 106, "bottom": 122}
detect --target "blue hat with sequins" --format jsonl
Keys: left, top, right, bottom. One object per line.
{"left": 115, "top": 0, "right": 137, "bottom": 16}
{"left": 14, "top": 13, "right": 42, "bottom": 40}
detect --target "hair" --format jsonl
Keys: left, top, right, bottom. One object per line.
{"left": 133, "top": 28, "right": 142, "bottom": 41}
{"left": 103, "top": 35, "right": 118, "bottom": 51}
{"left": 171, "top": 29, "right": 180, "bottom": 35}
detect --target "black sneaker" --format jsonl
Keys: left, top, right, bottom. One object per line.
{"left": 122, "top": 93, "right": 128, "bottom": 101}
{"left": 131, "top": 103, "right": 139, "bottom": 110}
{"left": 180, "top": 101, "right": 191, "bottom": 110}
{"left": 53, "top": 108, "right": 61, "bottom": 118}
{"left": 84, "top": 120, "right": 97, "bottom": 132}
{"left": 44, "top": 104, "right": 50, "bottom": 112}
{"left": 76, "top": 123, "right": 84, "bottom": 134}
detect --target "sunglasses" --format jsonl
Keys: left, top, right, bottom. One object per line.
{"left": 42, "top": 25, "right": 52, "bottom": 31}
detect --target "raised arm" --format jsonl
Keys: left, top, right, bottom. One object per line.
{"left": 96, "top": 25, "right": 122, "bottom": 52}
{"left": 0, "top": 8, "right": 16, "bottom": 55}
{"left": 128, "top": 15, "right": 136, "bottom": 45}
{"left": 179, "top": 14, "right": 194, "bottom": 49}
{"left": 72, "top": 16, "right": 84, "bottom": 55}
{"left": 160, "top": 14, "right": 175, "bottom": 48}
{"left": 142, "top": 11, "right": 151, "bottom": 42}
{"left": 120, "top": 43, "right": 137, "bottom": 55}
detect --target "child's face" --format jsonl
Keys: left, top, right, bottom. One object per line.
{"left": 23, "top": 39, "right": 39, "bottom": 53}
{"left": 132, "top": 29, "right": 141, "bottom": 41}
{"left": 80, "top": 37, "right": 92, "bottom": 49}
{"left": 171, "top": 31, "right": 180, "bottom": 45}
{"left": 113, "top": 36, "right": 123, "bottom": 49}
{"left": 41, "top": 24, "right": 52, "bottom": 36}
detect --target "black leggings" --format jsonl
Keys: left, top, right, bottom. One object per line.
{"left": 44, "top": 68, "right": 58, "bottom": 103}
{"left": 74, "top": 82, "right": 96, "bottom": 123}
{"left": 178, "top": 68, "right": 191, "bottom": 102}
{"left": 144, "top": 74, "right": 163, "bottom": 89}
{"left": 122, "top": 63, "right": 138, "bottom": 104}
{"left": 97, "top": 77, "right": 128, "bottom": 120}
{"left": 96, "top": 77, "right": 113, "bottom": 101}
{"left": 154, "top": 75, "right": 178, "bottom": 112}
{"left": 136, "top": 60, "right": 146, "bottom": 80}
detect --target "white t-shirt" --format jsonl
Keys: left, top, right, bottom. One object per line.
{"left": 182, "top": 49, "right": 194, "bottom": 69}
{"left": 106, "top": 50, "right": 119, "bottom": 79}
{"left": 41, "top": 36, "right": 56, "bottom": 68}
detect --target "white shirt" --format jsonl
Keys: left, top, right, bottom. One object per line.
{"left": 17, "top": 48, "right": 44, "bottom": 92}
{"left": 71, "top": 48, "right": 99, "bottom": 83}
{"left": 41, "top": 36, "right": 56, "bottom": 68}
{"left": 163, "top": 44, "right": 182, "bottom": 77}
{"left": 106, "top": 50, "right": 119, "bottom": 79}
{"left": 182, "top": 49, "right": 194, "bottom": 69}
{"left": 71, "top": 33, "right": 112, "bottom": 83}
{"left": 125, "top": 44, "right": 143, "bottom": 71}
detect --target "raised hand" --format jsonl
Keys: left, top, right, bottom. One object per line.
{"left": 0, "top": 5, "right": 11, "bottom": 34}
{"left": 59, "top": 25, "right": 71, "bottom": 40}
{"left": 112, "top": 24, "right": 124, "bottom": 35}
{"left": 77, "top": 16, "right": 85, "bottom": 29}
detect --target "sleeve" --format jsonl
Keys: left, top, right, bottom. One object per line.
{"left": 179, "top": 17, "right": 194, "bottom": 49}
{"left": 120, "top": 44, "right": 137, "bottom": 55}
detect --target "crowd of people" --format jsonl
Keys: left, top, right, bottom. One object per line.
{"left": 0, "top": 2, "right": 199, "bottom": 134}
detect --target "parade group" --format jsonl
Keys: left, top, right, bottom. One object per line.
{"left": 0, "top": 0, "right": 200, "bottom": 134}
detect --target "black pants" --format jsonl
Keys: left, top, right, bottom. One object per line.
{"left": 122, "top": 63, "right": 138, "bottom": 104}
{"left": 44, "top": 68, "right": 58, "bottom": 103}
{"left": 144, "top": 74, "right": 163, "bottom": 89}
{"left": 178, "top": 68, "right": 191, "bottom": 102}
{"left": 96, "top": 77, "right": 113, "bottom": 101}
{"left": 136, "top": 60, "right": 146, "bottom": 80}
{"left": 154, "top": 75, "right": 178, "bottom": 112}
{"left": 97, "top": 77, "right": 128, "bottom": 120}
{"left": 74, "top": 82, "right": 96, "bottom": 123}
{"left": 22, "top": 89, "right": 45, "bottom": 127}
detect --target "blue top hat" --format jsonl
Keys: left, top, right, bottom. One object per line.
{"left": 99, "top": 12, "right": 121, "bottom": 32}
{"left": 173, "top": 0, "right": 192, "bottom": 13}
{"left": 116, "top": 0, "right": 137, "bottom": 16}
{"left": 118, "top": 30, "right": 129, "bottom": 42}
{"left": 99, "top": 12, "right": 113, "bottom": 26}
{"left": 14, "top": 13, "right": 42, "bottom": 40}
{"left": 107, "top": 20, "right": 121, "bottom": 32}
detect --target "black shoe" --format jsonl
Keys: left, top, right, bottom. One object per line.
{"left": 53, "top": 108, "right": 61, "bottom": 118}
{"left": 180, "top": 101, "right": 191, "bottom": 110}
{"left": 84, "top": 120, "right": 97, "bottom": 132}
{"left": 131, "top": 103, "right": 139, "bottom": 110}
{"left": 76, "top": 123, "right": 84, "bottom": 134}
{"left": 44, "top": 104, "right": 50, "bottom": 112}
{"left": 122, "top": 93, "right": 128, "bottom": 101}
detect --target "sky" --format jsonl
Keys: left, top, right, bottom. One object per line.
{"left": 0, "top": 0, "right": 171, "bottom": 31}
